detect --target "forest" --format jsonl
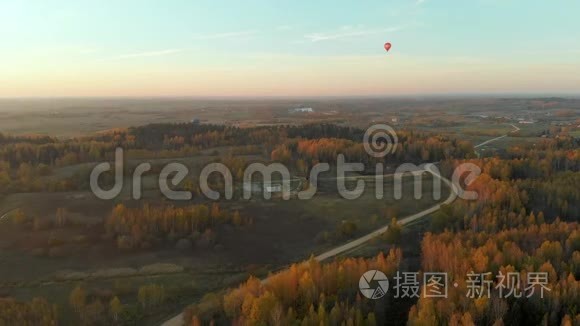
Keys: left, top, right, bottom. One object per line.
{"left": 0, "top": 119, "right": 578, "bottom": 325}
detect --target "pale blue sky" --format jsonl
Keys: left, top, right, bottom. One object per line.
{"left": 1, "top": 0, "right": 579, "bottom": 96}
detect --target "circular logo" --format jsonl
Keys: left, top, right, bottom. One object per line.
{"left": 363, "top": 124, "right": 398, "bottom": 158}
{"left": 359, "top": 270, "right": 389, "bottom": 299}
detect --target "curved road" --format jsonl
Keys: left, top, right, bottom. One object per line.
{"left": 314, "top": 165, "right": 458, "bottom": 261}
{"left": 314, "top": 123, "right": 520, "bottom": 262}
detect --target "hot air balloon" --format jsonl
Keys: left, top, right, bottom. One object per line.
{"left": 384, "top": 42, "right": 392, "bottom": 52}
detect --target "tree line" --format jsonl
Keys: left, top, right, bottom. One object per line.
{"left": 105, "top": 203, "right": 250, "bottom": 250}
{"left": 183, "top": 249, "right": 402, "bottom": 325}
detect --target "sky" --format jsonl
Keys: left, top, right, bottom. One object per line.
{"left": 1, "top": 0, "right": 580, "bottom": 97}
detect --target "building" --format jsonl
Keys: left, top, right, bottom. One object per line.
{"left": 265, "top": 184, "right": 282, "bottom": 192}
{"left": 243, "top": 181, "right": 289, "bottom": 195}
{"left": 289, "top": 107, "right": 314, "bottom": 113}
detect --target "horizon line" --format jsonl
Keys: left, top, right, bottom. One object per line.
{"left": 1, "top": 92, "right": 580, "bottom": 101}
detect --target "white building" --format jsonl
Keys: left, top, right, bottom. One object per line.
{"left": 289, "top": 107, "right": 314, "bottom": 113}
{"left": 265, "top": 184, "right": 282, "bottom": 192}
{"left": 243, "top": 182, "right": 285, "bottom": 194}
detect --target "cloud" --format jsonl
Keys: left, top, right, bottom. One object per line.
{"left": 304, "top": 26, "right": 404, "bottom": 42}
{"left": 192, "top": 30, "right": 257, "bottom": 40}
{"left": 415, "top": 0, "right": 427, "bottom": 5}
{"left": 99, "top": 49, "right": 182, "bottom": 61}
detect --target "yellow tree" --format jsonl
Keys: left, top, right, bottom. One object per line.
{"left": 109, "top": 296, "right": 123, "bottom": 322}
{"left": 69, "top": 285, "right": 87, "bottom": 313}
